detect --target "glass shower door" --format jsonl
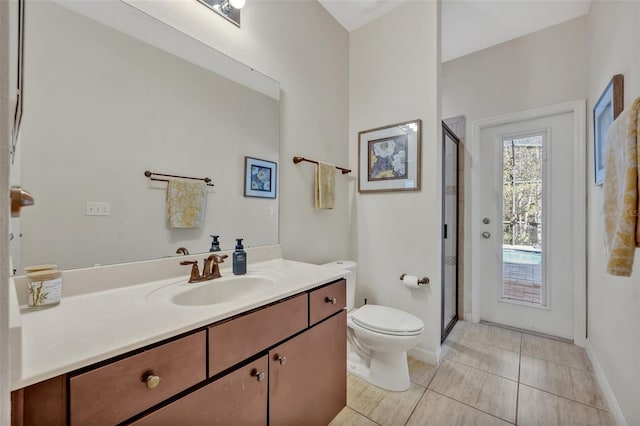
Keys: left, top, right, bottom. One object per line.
{"left": 442, "top": 123, "right": 459, "bottom": 341}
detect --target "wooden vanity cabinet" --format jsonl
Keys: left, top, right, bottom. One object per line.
{"left": 11, "top": 279, "right": 347, "bottom": 426}
{"left": 269, "top": 310, "right": 347, "bottom": 426}
{"left": 309, "top": 279, "right": 346, "bottom": 326}
{"left": 132, "top": 355, "right": 268, "bottom": 426}
{"left": 11, "top": 375, "right": 67, "bottom": 426}
{"left": 208, "top": 293, "right": 307, "bottom": 376}
{"left": 69, "top": 331, "right": 206, "bottom": 426}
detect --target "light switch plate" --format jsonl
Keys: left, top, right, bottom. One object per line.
{"left": 85, "top": 202, "right": 111, "bottom": 216}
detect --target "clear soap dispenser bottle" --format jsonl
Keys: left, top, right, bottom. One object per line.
{"left": 209, "top": 235, "right": 221, "bottom": 252}
{"left": 233, "top": 238, "right": 247, "bottom": 275}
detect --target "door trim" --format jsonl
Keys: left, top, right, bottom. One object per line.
{"left": 470, "top": 99, "right": 586, "bottom": 346}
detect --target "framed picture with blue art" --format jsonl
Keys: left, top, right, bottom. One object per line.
{"left": 593, "top": 74, "right": 623, "bottom": 185}
{"left": 244, "top": 156, "right": 277, "bottom": 198}
{"left": 358, "top": 119, "right": 421, "bottom": 193}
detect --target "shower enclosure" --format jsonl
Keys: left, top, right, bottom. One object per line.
{"left": 441, "top": 122, "right": 459, "bottom": 342}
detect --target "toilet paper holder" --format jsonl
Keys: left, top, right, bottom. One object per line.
{"left": 400, "top": 274, "right": 430, "bottom": 285}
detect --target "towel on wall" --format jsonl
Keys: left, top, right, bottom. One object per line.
{"left": 166, "top": 179, "right": 207, "bottom": 228}
{"left": 603, "top": 97, "right": 640, "bottom": 276}
{"left": 315, "top": 161, "right": 335, "bottom": 209}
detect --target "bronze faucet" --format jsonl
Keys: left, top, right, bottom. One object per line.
{"left": 203, "top": 254, "right": 228, "bottom": 279}
{"left": 180, "top": 254, "right": 229, "bottom": 283}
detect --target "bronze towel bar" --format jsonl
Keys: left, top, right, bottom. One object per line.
{"left": 144, "top": 170, "right": 214, "bottom": 187}
{"left": 292, "top": 156, "right": 351, "bottom": 174}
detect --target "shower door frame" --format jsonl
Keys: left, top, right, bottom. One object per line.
{"left": 441, "top": 122, "right": 460, "bottom": 342}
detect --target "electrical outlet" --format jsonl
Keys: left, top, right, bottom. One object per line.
{"left": 85, "top": 202, "right": 111, "bottom": 216}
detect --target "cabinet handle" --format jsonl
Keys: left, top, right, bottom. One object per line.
{"left": 141, "top": 372, "right": 161, "bottom": 390}
{"left": 253, "top": 371, "right": 265, "bottom": 382}
{"left": 277, "top": 355, "right": 287, "bottom": 365}
{"left": 325, "top": 297, "right": 337, "bottom": 305}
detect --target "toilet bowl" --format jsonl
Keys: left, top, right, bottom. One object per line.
{"left": 322, "top": 261, "right": 424, "bottom": 392}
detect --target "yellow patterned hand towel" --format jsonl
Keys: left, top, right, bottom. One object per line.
{"left": 167, "top": 179, "right": 207, "bottom": 229}
{"left": 603, "top": 97, "right": 640, "bottom": 276}
{"left": 315, "top": 161, "right": 335, "bottom": 209}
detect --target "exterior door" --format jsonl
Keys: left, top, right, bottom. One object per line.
{"left": 475, "top": 111, "right": 577, "bottom": 339}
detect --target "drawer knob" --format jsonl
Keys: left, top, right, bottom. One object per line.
{"left": 325, "top": 297, "right": 337, "bottom": 305}
{"left": 142, "top": 372, "right": 161, "bottom": 390}
{"left": 253, "top": 371, "right": 265, "bottom": 382}
{"left": 277, "top": 355, "right": 287, "bottom": 365}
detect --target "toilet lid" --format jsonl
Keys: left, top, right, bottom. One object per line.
{"left": 351, "top": 305, "right": 424, "bottom": 335}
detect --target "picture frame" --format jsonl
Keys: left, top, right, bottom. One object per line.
{"left": 358, "top": 119, "right": 421, "bottom": 193}
{"left": 244, "top": 156, "right": 277, "bottom": 198}
{"left": 593, "top": 74, "right": 623, "bottom": 185}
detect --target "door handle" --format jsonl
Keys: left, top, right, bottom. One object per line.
{"left": 482, "top": 232, "right": 491, "bottom": 239}
{"left": 10, "top": 186, "right": 34, "bottom": 217}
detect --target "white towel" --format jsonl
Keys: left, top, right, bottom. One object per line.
{"left": 166, "top": 179, "right": 207, "bottom": 228}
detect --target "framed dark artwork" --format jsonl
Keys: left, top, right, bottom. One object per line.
{"left": 593, "top": 74, "right": 623, "bottom": 185}
{"left": 358, "top": 119, "right": 421, "bottom": 193}
{"left": 244, "top": 156, "right": 277, "bottom": 198}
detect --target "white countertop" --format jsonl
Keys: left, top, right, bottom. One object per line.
{"left": 12, "top": 258, "right": 347, "bottom": 390}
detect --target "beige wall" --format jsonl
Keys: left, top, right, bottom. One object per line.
{"left": 350, "top": 1, "right": 442, "bottom": 360}
{"left": 442, "top": 16, "right": 589, "bottom": 317}
{"left": 124, "top": 0, "right": 350, "bottom": 264}
{"left": 587, "top": 2, "right": 640, "bottom": 424}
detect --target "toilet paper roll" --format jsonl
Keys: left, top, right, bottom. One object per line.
{"left": 402, "top": 274, "right": 420, "bottom": 288}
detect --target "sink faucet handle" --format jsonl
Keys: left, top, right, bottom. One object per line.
{"left": 213, "top": 254, "right": 228, "bottom": 263}
{"left": 180, "top": 260, "right": 201, "bottom": 282}
{"left": 205, "top": 254, "right": 228, "bottom": 279}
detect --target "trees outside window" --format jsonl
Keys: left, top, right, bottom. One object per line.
{"left": 502, "top": 136, "right": 543, "bottom": 248}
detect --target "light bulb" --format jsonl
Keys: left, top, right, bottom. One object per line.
{"left": 229, "top": 0, "right": 245, "bottom": 9}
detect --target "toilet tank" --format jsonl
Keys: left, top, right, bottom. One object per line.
{"left": 322, "top": 260, "right": 357, "bottom": 310}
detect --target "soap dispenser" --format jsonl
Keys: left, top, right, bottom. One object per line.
{"left": 209, "top": 235, "right": 221, "bottom": 252}
{"left": 233, "top": 238, "right": 247, "bottom": 275}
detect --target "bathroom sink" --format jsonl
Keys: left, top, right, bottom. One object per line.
{"left": 171, "top": 275, "right": 276, "bottom": 306}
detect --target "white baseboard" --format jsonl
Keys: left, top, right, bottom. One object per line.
{"left": 585, "top": 340, "right": 627, "bottom": 426}
{"left": 408, "top": 346, "right": 437, "bottom": 365}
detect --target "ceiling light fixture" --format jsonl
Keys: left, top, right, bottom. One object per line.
{"left": 197, "top": 0, "right": 245, "bottom": 27}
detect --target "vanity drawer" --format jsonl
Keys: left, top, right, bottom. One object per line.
{"left": 208, "top": 293, "right": 307, "bottom": 376}
{"left": 69, "top": 331, "right": 206, "bottom": 426}
{"left": 309, "top": 279, "right": 346, "bottom": 326}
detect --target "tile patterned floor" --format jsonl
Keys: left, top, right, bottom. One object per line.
{"left": 330, "top": 321, "right": 612, "bottom": 426}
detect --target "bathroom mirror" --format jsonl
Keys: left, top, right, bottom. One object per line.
{"left": 13, "top": 0, "right": 280, "bottom": 272}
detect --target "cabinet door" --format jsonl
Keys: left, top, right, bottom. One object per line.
{"left": 269, "top": 311, "right": 346, "bottom": 426}
{"left": 132, "top": 355, "right": 268, "bottom": 426}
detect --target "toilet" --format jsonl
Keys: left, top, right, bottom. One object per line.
{"left": 323, "top": 261, "right": 424, "bottom": 392}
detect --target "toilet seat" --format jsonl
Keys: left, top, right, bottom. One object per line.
{"left": 351, "top": 305, "right": 424, "bottom": 336}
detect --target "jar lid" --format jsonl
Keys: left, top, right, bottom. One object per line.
{"left": 24, "top": 264, "right": 58, "bottom": 273}
{"left": 27, "top": 270, "right": 62, "bottom": 281}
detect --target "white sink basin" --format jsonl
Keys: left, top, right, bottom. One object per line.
{"left": 170, "top": 275, "right": 276, "bottom": 306}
